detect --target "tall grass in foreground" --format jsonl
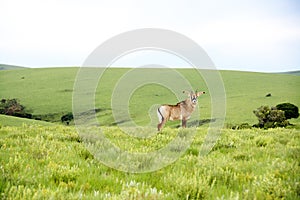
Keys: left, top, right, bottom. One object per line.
{"left": 0, "top": 124, "right": 299, "bottom": 199}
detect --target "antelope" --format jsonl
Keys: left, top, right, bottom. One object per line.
{"left": 157, "top": 90, "right": 205, "bottom": 131}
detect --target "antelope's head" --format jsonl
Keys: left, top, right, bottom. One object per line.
{"left": 183, "top": 90, "right": 205, "bottom": 104}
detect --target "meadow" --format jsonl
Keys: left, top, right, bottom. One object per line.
{"left": 0, "top": 124, "right": 299, "bottom": 199}
{"left": 0, "top": 67, "right": 299, "bottom": 126}
{"left": 0, "top": 67, "right": 299, "bottom": 199}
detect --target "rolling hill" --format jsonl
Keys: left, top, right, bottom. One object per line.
{"left": 0, "top": 114, "right": 54, "bottom": 126}
{"left": 0, "top": 67, "right": 299, "bottom": 199}
{"left": 0, "top": 67, "right": 299, "bottom": 127}
{"left": 0, "top": 64, "right": 26, "bottom": 70}
{"left": 280, "top": 70, "right": 300, "bottom": 76}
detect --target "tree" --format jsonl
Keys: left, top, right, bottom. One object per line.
{"left": 253, "top": 106, "right": 289, "bottom": 129}
{"left": 276, "top": 103, "right": 299, "bottom": 120}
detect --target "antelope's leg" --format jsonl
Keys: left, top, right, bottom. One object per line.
{"left": 157, "top": 107, "right": 162, "bottom": 131}
{"left": 157, "top": 118, "right": 167, "bottom": 131}
{"left": 157, "top": 107, "right": 166, "bottom": 131}
{"left": 157, "top": 121, "right": 163, "bottom": 131}
{"left": 182, "top": 119, "right": 187, "bottom": 128}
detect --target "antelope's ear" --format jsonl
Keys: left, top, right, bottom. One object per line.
{"left": 196, "top": 91, "right": 205, "bottom": 97}
{"left": 183, "top": 90, "right": 191, "bottom": 97}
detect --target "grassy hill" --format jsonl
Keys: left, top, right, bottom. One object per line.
{"left": 0, "top": 67, "right": 299, "bottom": 126}
{"left": 0, "top": 114, "right": 53, "bottom": 127}
{"left": 0, "top": 64, "right": 26, "bottom": 70}
{"left": 280, "top": 70, "right": 300, "bottom": 76}
{"left": 0, "top": 67, "right": 299, "bottom": 199}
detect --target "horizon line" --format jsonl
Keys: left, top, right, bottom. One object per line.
{"left": 0, "top": 63, "right": 299, "bottom": 74}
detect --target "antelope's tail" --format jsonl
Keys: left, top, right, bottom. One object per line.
{"left": 157, "top": 106, "right": 164, "bottom": 123}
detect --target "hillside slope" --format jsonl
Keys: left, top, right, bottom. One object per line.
{"left": 0, "top": 64, "right": 26, "bottom": 70}
{"left": 0, "top": 114, "right": 53, "bottom": 126}
{"left": 0, "top": 67, "right": 299, "bottom": 126}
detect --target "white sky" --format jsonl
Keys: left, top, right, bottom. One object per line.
{"left": 0, "top": 0, "right": 300, "bottom": 72}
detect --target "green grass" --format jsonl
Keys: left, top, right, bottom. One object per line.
{"left": 0, "top": 67, "right": 299, "bottom": 199}
{"left": 0, "top": 67, "right": 299, "bottom": 127}
{"left": 0, "top": 68, "right": 77, "bottom": 116}
{"left": 0, "top": 125, "right": 299, "bottom": 199}
{"left": 0, "top": 115, "right": 53, "bottom": 127}
{"left": 221, "top": 70, "right": 300, "bottom": 125}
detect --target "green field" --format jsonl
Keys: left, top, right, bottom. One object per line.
{"left": 0, "top": 67, "right": 299, "bottom": 126}
{"left": 0, "top": 115, "right": 53, "bottom": 127}
{"left": 0, "top": 67, "right": 299, "bottom": 199}
{"left": 0, "top": 125, "right": 299, "bottom": 199}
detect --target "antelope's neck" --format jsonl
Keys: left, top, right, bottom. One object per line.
{"left": 181, "top": 99, "right": 197, "bottom": 109}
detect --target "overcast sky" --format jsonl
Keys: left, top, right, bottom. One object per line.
{"left": 1, "top": 0, "right": 299, "bottom": 72}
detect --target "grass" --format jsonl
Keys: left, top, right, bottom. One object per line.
{"left": 0, "top": 67, "right": 299, "bottom": 126}
{"left": 0, "top": 67, "right": 299, "bottom": 199}
{"left": 220, "top": 70, "right": 300, "bottom": 125}
{"left": 0, "top": 125, "right": 299, "bottom": 199}
{"left": 0, "top": 68, "right": 77, "bottom": 116}
{"left": 0, "top": 115, "right": 53, "bottom": 127}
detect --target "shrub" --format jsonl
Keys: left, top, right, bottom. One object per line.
{"left": 0, "top": 99, "right": 24, "bottom": 115}
{"left": 265, "top": 93, "right": 271, "bottom": 97}
{"left": 0, "top": 98, "right": 32, "bottom": 119}
{"left": 276, "top": 103, "right": 299, "bottom": 120}
{"left": 253, "top": 106, "right": 289, "bottom": 129}
{"left": 61, "top": 112, "right": 74, "bottom": 125}
{"left": 227, "top": 123, "right": 251, "bottom": 130}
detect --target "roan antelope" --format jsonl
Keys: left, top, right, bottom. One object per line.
{"left": 157, "top": 90, "right": 205, "bottom": 131}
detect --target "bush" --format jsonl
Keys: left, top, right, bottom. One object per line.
{"left": 253, "top": 106, "right": 289, "bottom": 129}
{"left": 61, "top": 113, "right": 74, "bottom": 125}
{"left": 226, "top": 123, "right": 252, "bottom": 130}
{"left": 0, "top": 98, "right": 32, "bottom": 119}
{"left": 276, "top": 103, "right": 299, "bottom": 120}
{"left": 0, "top": 99, "right": 24, "bottom": 115}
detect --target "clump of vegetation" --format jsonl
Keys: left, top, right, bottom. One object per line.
{"left": 229, "top": 103, "right": 299, "bottom": 130}
{"left": 227, "top": 123, "right": 252, "bottom": 130}
{"left": 0, "top": 98, "right": 32, "bottom": 119}
{"left": 61, "top": 112, "right": 74, "bottom": 125}
{"left": 253, "top": 106, "right": 289, "bottom": 129}
{"left": 265, "top": 93, "right": 271, "bottom": 97}
{"left": 276, "top": 103, "right": 299, "bottom": 120}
